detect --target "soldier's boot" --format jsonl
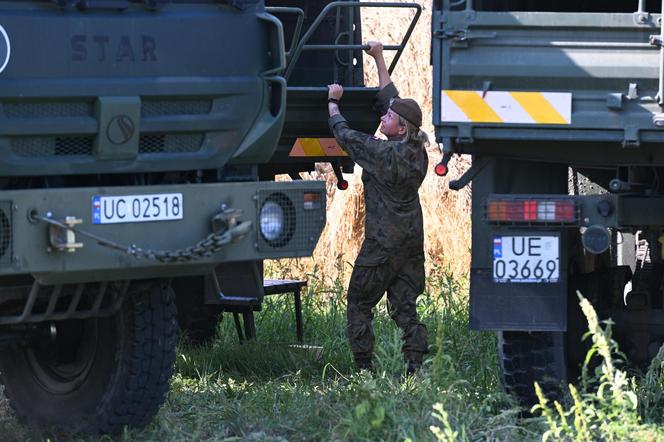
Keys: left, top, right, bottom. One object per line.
{"left": 404, "top": 351, "right": 424, "bottom": 375}
{"left": 354, "top": 356, "right": 374, "bottom": 373}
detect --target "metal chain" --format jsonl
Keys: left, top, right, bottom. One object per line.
{"left": 35, "top": 213, "right": 252, "bottom": 263}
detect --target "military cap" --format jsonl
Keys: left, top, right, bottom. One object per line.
{"left": 391, "top": 98, "right": 422, "bottom": 128}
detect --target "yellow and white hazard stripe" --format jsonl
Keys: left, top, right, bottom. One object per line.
{"left": 441, "top": 90, "right": 572, "bottom": 125}
{"left": 289, "top": 138, "right": 348, "bottom": 157}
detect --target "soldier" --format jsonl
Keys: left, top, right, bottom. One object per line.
{"left": 327, "top": 41, "right": 429, "bottom": 374}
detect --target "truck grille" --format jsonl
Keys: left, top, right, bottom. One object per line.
{"left": 0, "top": 201, "right": 12, "bottom": 266}
{"left": 4, "top": 99, "right": 210, "bottom": 159}
{"left": 10, "top": 134, "right": 204, "bottom": 157}
{"left": 3, "top": 101, "right": 94, "bottom": 118}
{"left": 139, "top": 134, "right": 204, "bottom": 153}
{"left": 12, "top": 136, "right": 94, "bottom": 157}
{"left": 141, "top": 99, "right": 212, "bottom": 116}
{"left": 2, "top": 99, "right": 212, "bottom": 118}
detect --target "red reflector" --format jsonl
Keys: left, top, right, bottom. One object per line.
{"left": 555, "top": 201, "right": 576, "bottom": 221}
{"left": 434, "top": 163, "right": 448, "bottom": 177}
{"left": 524, "top": 200, "right": 538, "bottom": 221}
{"left": 337, "top": 180, "right": 349, "bottom": 191}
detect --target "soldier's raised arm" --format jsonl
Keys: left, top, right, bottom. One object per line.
{"left": 365, "top": 41, "right": 390, "bottom": 89}
{"left": 327, "top": 84, "right": 397, "bottom": 182}
{"left": 364, "top": 41, "right": 399, "bottom": 115}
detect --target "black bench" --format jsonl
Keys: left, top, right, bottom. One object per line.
{"left": 228, "top": 279, "right": 307, "bottom": 344}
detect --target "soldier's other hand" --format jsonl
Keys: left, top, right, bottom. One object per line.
{"left": 364, "top": 41, "right": 383, "bottom": 58}
{"left": 328, "top": 84, "right": 343, "bottom": 101}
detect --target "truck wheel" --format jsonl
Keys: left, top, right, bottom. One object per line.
{"left": 498, "top": 235, "right": 599, "bottom": 408}
{"left": 0, "top": 282, "right": 177, "bottom": 434}
{"left": 498, "top": 331, "right": 568, "bottom": 407}
{"left": 173, "top": 277, "right": 223, "bottom": 345}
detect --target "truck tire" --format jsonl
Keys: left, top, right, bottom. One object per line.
{"left": 497, "top": 232, "right": 601, "bottom": 409}
{"left": 173, "top": 277, "right": 223, "bottom": 345}
{"left": 0, "top": 282, "right": 177, "bottom": 434}
{"left": 498, "top": 331, "right": 568, "bottom": 407}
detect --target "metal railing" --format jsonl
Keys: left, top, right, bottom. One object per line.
{"left": 0, "top": 281, "right": 127, "bottom": 325}
{"left": 271, "top": 1, "right": 422, "bottom": 81}
{"left": 265, "top": 6, "right": 304, "bottom": 63}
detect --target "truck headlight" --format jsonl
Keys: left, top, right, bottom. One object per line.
{"left": 257, "top": 191, "right": 296, "bottom": 249}
{"left": 259, "top": 201, "right": 284, "bottom": 242}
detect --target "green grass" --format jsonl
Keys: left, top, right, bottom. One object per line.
{"left": 121, "top": 262, "right": 520, "bottom": 441}
{"left": 5, "top": 261, "right": 664, "bottom": 440}
{"left": 122, "top": 263, "right": 499, "bottom": 441}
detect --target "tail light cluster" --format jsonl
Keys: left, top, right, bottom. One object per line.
{"left": 486, "top": 198, "right": 577, "bottom": 224}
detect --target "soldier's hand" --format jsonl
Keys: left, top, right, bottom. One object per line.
{"left": 328, "top": 84, "right": 344, "bottom": 101}
{"left": 364, "top": 41, "right": 383, "bottom": 58}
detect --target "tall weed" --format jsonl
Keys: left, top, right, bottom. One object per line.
{"left": 532, "top": 293, "right": 640, "bottom": 441}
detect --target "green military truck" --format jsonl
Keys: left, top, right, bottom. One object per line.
{"left": 433, "top": 0, "right": 664, "bottom": 404}
{"left": 0, "top": 0, "right": 421, "bottom": 434}
{"left": 0, "top": 0, "right": 329, "bottom": 434}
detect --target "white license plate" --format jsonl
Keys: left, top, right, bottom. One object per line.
{"left": 92, "top": 193, "right": 183, "bottom": 224}
{"left": 493, "top": 235, "right": 559, "bottom": 283}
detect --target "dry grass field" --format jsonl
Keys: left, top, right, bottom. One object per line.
{"left": 281, "top": 0, "right": 472, "bottom": 283}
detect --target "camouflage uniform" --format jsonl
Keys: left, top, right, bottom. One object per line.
{"left": 328, "top": 82, "right": 429, "bottom": 370}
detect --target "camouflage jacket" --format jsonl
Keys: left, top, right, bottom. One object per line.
{"left": 328, "top": 82, "right": 428, "bottom": 266}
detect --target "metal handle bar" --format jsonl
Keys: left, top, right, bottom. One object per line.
{"left": 302, "top": 44, "right": 401, "bottom": 51}
{"left": 257, "top": 12, "right": 287, "bottom": 76}
{"left": 284, "top": 1, "right": 422, "bottom": 80}
{"left": 265, "top": 6, "right": 304, "bottom": 62}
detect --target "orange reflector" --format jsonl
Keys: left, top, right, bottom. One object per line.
{"left": 487, "top": 200, "right": 508, "bottom": 221}
{"left": 289, "top": 138, "right": 348, "bottom": 157}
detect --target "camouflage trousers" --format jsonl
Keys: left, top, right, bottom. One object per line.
{"left": 346, "top": 253, "right": 428, "bottom": 365}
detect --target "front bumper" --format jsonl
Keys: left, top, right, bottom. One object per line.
{"left": 0, "top": 180, "right": 325, "bottom": 284}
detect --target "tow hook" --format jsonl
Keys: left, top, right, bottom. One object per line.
{"left": 48, "top": 215, "right": 84, "bottom": 253}
{"left": 449, "top": 157, "right": 489, "bottom": 191}
{"left": 211, "top": 206, "right": 248, "bottom": 244}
